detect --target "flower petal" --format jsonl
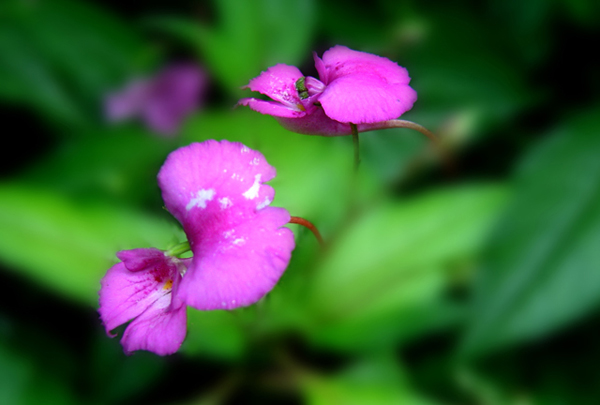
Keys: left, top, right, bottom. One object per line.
{"left": 157, "top": 140, "right": 295, "bottom": 310}
{"left": 105, "top": 79, "right": 148, "bottom": 121}
{"left": 158, "top": 140, "right": 277, "bottom": 225}
{"left": 313, "top": 51, "right": 328, "bottom": 85}
{"left": 177, "top": 206, "right": 294, "bottom": 310}
{"left": 319, "top": 73, "right": 418, "bottom": 124}
{"left": 120, "top": 295, "right": 187, "bottom": 356}
{"left": 244, "top": 64, "right": 305, "bottom": 109}
{"left": 275, "top": 107, "right": 353, "bottom": 136}
{"left": 99, "top": 251, "right": 181, "bottom": 334}
{"left": 116, "top": 248, "right": 168, "bottom": 272}
{"left": 238, "top": 98, "right": 306, "bottom": 118}
{"left": 319, "top": 45, "right": 412, "bottom": 86}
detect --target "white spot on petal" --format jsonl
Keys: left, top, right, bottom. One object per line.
{"left": 219, "top": 197, "right": 233, "bottom": 209}
{"left": 250, "top": 157, "right": 260, "bottom": 165}
{"left": 256, "top": 197, "right": 271, "bottom": 210}
{"left": 186, "top": 189, "right": 215, "bottom": 211}
{"left": 242, "top": 174, "right": 261, "bottom": 200}
{"left": 233, "top": 238, "right": 245, "bottom": 246}
{"left": 241, "top": 146, "right": 250, "bottom": 153}
{"left": 223, "top": 230, "right": 234, "bottom": 239}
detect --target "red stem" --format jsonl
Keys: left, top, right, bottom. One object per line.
{"left": 289, "top": 216, "right": 324, "bottom": 246}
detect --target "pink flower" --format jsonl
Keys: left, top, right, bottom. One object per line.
{"left": 105, "top": 63, "right": 207, "bottom": 136}
{"left": 99, "top": 248, "right": 189, "bottom": 355}
{"left": 238, "top": 45, "right": 418, "bottom": 136}
{"left": 99, "top": 140, "right": 295, "bottom": 355}
{"left": 158, "top": 140, "right": 295, "bottom": 311}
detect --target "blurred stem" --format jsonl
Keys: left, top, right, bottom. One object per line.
{"left": 166, "top": 241, "right": 190, "bottom": 257}
{"left": 362, "top": 119, "right": 456, "bottom": 175}
{"left": 351, "top": 123, "right": 360, "bottom": 172}
{"left": 289, "top": 216, "right": 324, "bottom": 246}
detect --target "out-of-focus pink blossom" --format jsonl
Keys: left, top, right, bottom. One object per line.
{"left": 106, "top": 64, "right": 207, "bottom": 136}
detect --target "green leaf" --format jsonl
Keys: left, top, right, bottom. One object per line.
{"left": 461, "top": 110, "right": 600, "bottom": 356}
{"left": 300, "top": 354, "right": 439, "bottom": 405}
{"left": 0, "top": 0, "right": 150, "bottom": 127}
{"left": 89, "top": 332, "right": 166, "bottom": 403}
{"left": 21, "top": 127, "right": 175, "bottom": 205}
{"left": 0, "top": 320, "right": 78, "bottom": 405}
{"left": 149, "top": 0, "right": 316, "bottom": 95}
{"left": 0, "top": 185, "right": 183, "bottom": 305}
{"left": 0, "top": 342, "right": 76, "bottom": 405}
{"left": 393, "top": 7, "right": 529, "bottom": 148}
{"left": 180, "top": 309, "right": 247, "bottom": 360}
{"left": 305, "top": 184, "right": 508, "bottom": 352}
{"left": 0, "top": 26, "right": 85, "bottom": 126}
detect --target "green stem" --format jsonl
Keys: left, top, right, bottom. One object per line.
{"left": 166, "top": 241, "right": 190, "bottom": 257}
{"left": 351, "top": 123, "right": 360, "bottom": 172}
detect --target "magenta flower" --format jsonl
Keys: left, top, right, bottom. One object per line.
{"left": 158, "top": 140, "right": 295, "bottom": 310}
{"left": 105, "top": 63, "right": 207, "bottom": 136}
{"left": 99, "top": 140, "right": 295, "bottom": 355}
{"left": 99, "top": 248, "right": 189, "bottom": 355}
{"left": 238, "top": 45, "right": 418, "bottom": 136}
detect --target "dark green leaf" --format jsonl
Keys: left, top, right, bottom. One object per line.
{"left": 149, "top": 0, "right": 316, "bottom": 95}
{"left": 0, "top": 0, "right": 150, "bottom": 128}
{"left": 300, "top": 354, "right": 438, "bottom": 405}
{"left": 181, "top": 309, "right": 247, "bottom": 360}
{"left": 306, "top": 184, "right": 508, "bottom": 351}
{"left": 461, "top": 110, "right": 600, "bottom": 356}
{"left": 0, "top": 185, "right": 183, "bottom": 305}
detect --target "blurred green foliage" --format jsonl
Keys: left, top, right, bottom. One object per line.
{"left": 0, "top": 0, "right": 599, "bottom": 403}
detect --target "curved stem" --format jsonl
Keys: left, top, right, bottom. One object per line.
{"left": 351, "top": 123, "right": 360, "bottom": 172}
{"left": 361, "top": 119, "right": 456, "bottom": 175}
{"left": 289, "top": 216, "right": 324, "bottom": 246}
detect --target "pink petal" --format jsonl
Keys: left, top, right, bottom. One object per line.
{"left": 120, "top": 294, "right": 187, "bottom": 356}
{"left": 319, "top": 74, "right": 418, "bottom": 124}
{"left": 141, "top": 64, "right": 207, "bottom": 136}
{"left": 313, "top": 52, "right": 328, "bottom": 84}
{"left": 116, "top": 248, "right": 168, "bottom": 272}
{"left": 178, "top": 207, "right": 294, "bottom": 310}
{"left": 238, "top": 98, "right": 306, "bottom": 118}
{"left": 98, "top": 251, "right": 181, "bottom": 334}
{"left": 275, "top": 107, "right": 353, "bottom": 136}
{"left": 157, "top": 140, "right": 295, "bottom": 310}
{"left": 244, "top": 64, "right": 305, "bottom": 109}
{"left": 319, "top": 45, "right": 412, "bottom": 86}
{"left": 105, "top": 79, "right": 149, "bottom": 121}
{"left": 158, "top": 140, "right": 277, "bottom": 224}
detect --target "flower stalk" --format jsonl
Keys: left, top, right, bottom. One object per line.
{"left": 289, "top": 216, "right": 324, "bottom": 246}
{"left": 351, "top": 123, "right": 360, "bottom": 172}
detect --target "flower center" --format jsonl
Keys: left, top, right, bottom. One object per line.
{"left": 295, "top": 77, "right": 310, "bottom": 100}
{"left": 293, "top": 76, "right": 326, "bottom": 114}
